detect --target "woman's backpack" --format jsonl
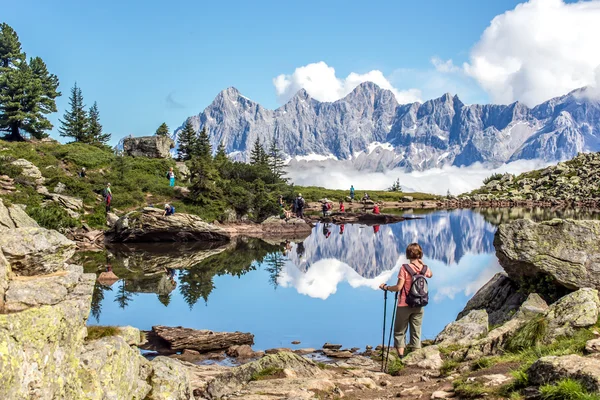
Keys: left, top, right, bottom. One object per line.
{"left": 403, "top": 264, "right": 429, "bottom": 307}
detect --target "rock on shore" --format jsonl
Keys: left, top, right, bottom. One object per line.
{"left": 495, "top": 219, "right": 600, "bottom": 290}
{"left": 105, "top": 207, "right": 230, "bottom": 243}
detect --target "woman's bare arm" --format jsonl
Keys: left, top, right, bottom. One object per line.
{"left": 379, "top": 278, "right": 404, "bottom": 292}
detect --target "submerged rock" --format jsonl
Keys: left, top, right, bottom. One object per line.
{"left": 0, "top": 227, "right": 76, "bottom": 275}
{"left": 495, "top": 219, "right": 600, "bottom": 290}
{"left": 105, "top": 207, "right": 230, "bottom": 243}
{"left": 122, "top": 135, "right": 175, "bottom": 158}
{"left": 528, "top": 355, "right": 600, "bottom": 393}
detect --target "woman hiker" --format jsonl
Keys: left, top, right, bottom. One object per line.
{"left": 103, "top": 183, "right": 112, "bottom": 213}
{"left": 167, "top": 167, "right": 176, "bottom": 187}
{"left": 379, "top": 243, "right": 433, "bottom": 359}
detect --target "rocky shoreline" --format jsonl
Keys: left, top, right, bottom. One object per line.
{"left": 3, "top": 197, "right": 600, "bottom": 399}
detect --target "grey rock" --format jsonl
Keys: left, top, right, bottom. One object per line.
{"left": 206, "top": 352, "right": 326, "bottom": 398}
{"left": 543, "top": 288, "right": 600, "bottom": 342}
{"left": 528, "top": 355, "right": 600, "bottom": 393}
{"left": 403, "top": 345, "right": 444, "bottom": 370}
{"left": 435, "top": 310, "right": 488, "bottom": 346}
{"left": 105, "top": 207, "right": 230, "bottom": 243}
{"left": 54, "top": 182, "right": 66, "bottom": 194}
{"left": 175, "top": 162, "right": 190, "bottom": 181}
{"left": 47, "top": 193, "right": 83, "bottom": 211}
{"left": 122, "top": 135, "right": 175, "bottom": 158}
{"left": 0, "top": 227, "right": 76, "bottom": 276}
{"left": 147, "top": 356, "right": 194, "bottom": 400}
{"left": 512, "top": 293, "right": 548, "bottom": 321}
{"left": 457, "top": 272, "right": 526, "bottom": 326}
{"left": 0, "top": 198, "right": 39, "bottom": 230}
{"left": 0, "top": 248, "right": 10, "bottom": 311}
{"left": 106, "top": 212, "right": 119, "bottom": 227}
{"left": 495, "top": 219, "right": 600, "bottom": 290}
{"left": 11, "top": 158, "right": 45, "bottom": 184}
{"left": 586, "top": 338, "right": 600, "bottom": 354}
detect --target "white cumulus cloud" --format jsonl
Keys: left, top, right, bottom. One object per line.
{"left": 463, "top": 0, "right": 600, "bottom": 106}
{"left": 273, "top": 61, "right": 422, "bottom": 104}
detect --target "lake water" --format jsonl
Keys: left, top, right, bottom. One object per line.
{"left": 78, "top": 208, "right": 600, "bottom": 351}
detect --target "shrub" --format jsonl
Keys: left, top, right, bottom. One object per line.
{"left": 26, "top": 203, "right": 80, "bottom": 231}
{"left": 483, "top": 173, "right": 503, "bottom": 185}
{"left": 86, "top": 326, "right": 121, "bottom": 341}
{"left": 440, "top": 359, "right": 460, "bottom": 376}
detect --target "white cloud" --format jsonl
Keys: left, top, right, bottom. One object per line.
{"left": 273, "top": 61, "right": 422, "bottom": 104}
{"left": 463, "top": 0, "right": 600, "bottom": 106}
{"left": 287, "top": 158, "right": 550, "bottom": 196}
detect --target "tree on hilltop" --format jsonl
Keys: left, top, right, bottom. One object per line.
{"left": 177, "top": 120, "right": 197, "bottom": 161}
{"left": 59, "top": 83, "right": 88, "bottom": 142}
{"left": 155, "top": 122, "right": 169, "bottom": 136}
{"left": 87, "top": 101, "right": 111, "bottom": 145}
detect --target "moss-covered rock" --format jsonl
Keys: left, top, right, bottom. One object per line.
{"left": 147, "top": 356, "right": 193, "bottom": 400}
{"left": 435, "top": 310, "right": 489, "bottom": 346}
{"left": 543, "top": 288, "right": 600, "bottom": 342}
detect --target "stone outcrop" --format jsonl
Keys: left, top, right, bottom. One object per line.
{"left": 542, "top": 288, "right": 600, "bottom": 342}
{"left": 0, "top": 249, "right": 9, "bottom": 311}
{"left": 0, "top": 198, "right": 39, "bottom": 230}
{"left": 0, "top": 227, "right": 76, "bottom": 276}
{"left": 456, "top": 272, "right": 525, "bottom": 326}
{"left": 465, "top": 152, "right": 600, "bottom": 203}
{"left": 105, "top": 207, "right": 230, "bottom": 243}
{"left": 528, "top": 355, "right": 600, "bottom": 393}
{"left": 46, "top": 193, "right": 83, "bottom": 218}
{"left": 122, "top": 135, "right": 175, "bottom": 159}
{"left": 147, "top": 357, "right": 194, "bottom": 400}
{"left": 206, "top": 352, "right": 327, "bottom": 399}
{"left": 495, "top": 219, "right": 600, "bottom": 290}
{"left": 11, "top": 158, "right": 45, "bottom": 185}
{"left": 260, "top": 216, "right": 313, "bottom": 236}
{"left": 402, "top": 345, "right": 443, "bottom": 370}
{"left": 435, "top": 310, "right": 488, "bottom": 346}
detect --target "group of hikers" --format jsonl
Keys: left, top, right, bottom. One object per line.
{"left": 98, "top": 167, "right": 178, "bottom": 215}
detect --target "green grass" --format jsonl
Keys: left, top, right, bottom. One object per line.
{"left": 539, "top": 379, "right": 600, "bottom": 400}
{"left": 294, "top": 185, "right": 439, "bottom": 203}
{"left": 86, "top": 325, "right": 121, "bottom": 341}
{"left": 440, "top": 359, "right": 460, "bottom": 376}
{"left": 250, "top": 367, "right": 284, "bottom": 381}
{"left": 506, "top": 315, "right": 548, "bottom": 352}
{"left": 386, "top": 358, "right": 404, "bottom": 376}
{"left": 453, "top": 379, "right": 488, "bottom": 399}
{"left": 471, "top": 356, "right": 498, "bottom": 371}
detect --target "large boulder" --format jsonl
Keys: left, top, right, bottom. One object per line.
{"left": 0, "top": 271, "right": 95, "bottom": 399}
{"left": 0, "top": 249, "right": 10, "bottom": 311}
{"left": 457, "top": 272, "right": 526, "bottom": 326}
{"left": 260, "top": 216, "right": 313, "bottom": 237}
{"left": 147, "top": 357, "right": 194, "bottom": 400}
{"left": 206, "top": 352, "right": 327, "bottom": 399}
{"left": 542, "top": 288, "right": 600, "bottom": 342}
{"left": 105, "top": 208, "right": 230, "bottom": 243}
{"left": 435, "top": 310, "right": 489, "bottom": 346}
{"left": 78, "top": 336, "right": 152, "bottom": 400}
{"left": 122, "top": 135, "right": 175, "bottom": 158}
{"left": 495, "top": 219, "right": 600, "bottom": 290}
{"left": 528, "top": 355, "right": 600, "bottom": 393}
{"left": 0, "top": 227, "right": 76, "bottom": 276}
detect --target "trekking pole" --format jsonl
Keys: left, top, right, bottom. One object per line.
{"left": 384, "top": 291, "right": 399, "bottom": 373}
{"left": 381, "top": 289, "right": 387, "bottom": 372}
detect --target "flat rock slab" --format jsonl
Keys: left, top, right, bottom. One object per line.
{"left": 146, "top": 325, "right": 254, "bottom": 353}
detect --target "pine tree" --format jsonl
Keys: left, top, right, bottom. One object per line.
{"left": 195, "top": 127, "right": 212, "bottom": 161}
{"left": 155, "top": 122, "right": 169, "bottom": 136}
{"left": 0, "top": 24, "right": 60, "bottom": 141}
{"left": 250, "top": 138, "right": 263, "bottom": 165}
{"left": 177, "top": 120, "right": 197, "bottom": 161}
{"left": 87, "top": 101, "right": 110, "bottom": 145}
{"left": 268, "top": 140, "right": 286, "bottom": 183}
{"left": 214, "top": 142, "right": 227, "bottom": 164}
{"left": 58, "top": 83, "right": 88, "bottom": 142}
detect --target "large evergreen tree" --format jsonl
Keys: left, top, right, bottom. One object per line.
{"left": 195, "top": 127, "right": 212, "bottom": 161}
{"left": 177, "top": 120, "right": 197, "bottom": 161}
{"left": 58, "top": 83, "right": 88, "bottom": 142}
{"left": 249, "top": 137, "right": 264, "bottom": 165}
{"left": 87, "top": 101, "right": 110, "bottom": 145}
{"left": 0, "top": 23, "right": 60, "bottom": 141}
{"left": 155, "top": 122, "right": 169, "bottom": 136}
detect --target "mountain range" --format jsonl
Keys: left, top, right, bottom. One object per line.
{"left": 173, "top": 83, "right": 600, "bottom": 171}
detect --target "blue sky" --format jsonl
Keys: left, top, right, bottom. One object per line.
{"left": 3, "top": 0, "right": 593, "bottom": 144}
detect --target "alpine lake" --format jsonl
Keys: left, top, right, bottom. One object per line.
{"left": 74, "top": 207, "right": 600, "bottom": 355}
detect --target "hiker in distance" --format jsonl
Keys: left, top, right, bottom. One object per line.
{"left": 294, "top": 193, "right": 305, "bottom": 219}
{"left": 166, "top": 167, "right": 176, "bottom": 187}
{"left": 379, "top": 243, "right": 433, "bottom": 358}
{"left": 102, "top": 183, "right": 112, "bottom": 213}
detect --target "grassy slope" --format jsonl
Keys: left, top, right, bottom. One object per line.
{"left": 0, "top": 140, "right": 438, "bottom": 228}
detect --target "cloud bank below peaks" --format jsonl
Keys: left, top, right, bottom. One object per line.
{"left": 273, "top": 61, "right": 422, "bottom": 104}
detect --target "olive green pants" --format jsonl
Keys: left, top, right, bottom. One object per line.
{"left": 393, "top": 306, "right": 424, "bottom": 349}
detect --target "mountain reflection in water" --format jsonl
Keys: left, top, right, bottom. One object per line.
{"left": 79, "top": 208, "right": 600, "bottom": 350}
